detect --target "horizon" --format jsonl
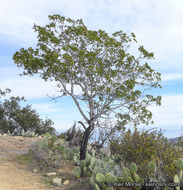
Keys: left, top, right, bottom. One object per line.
{"left": 1, "top": 0, "right": 183, "bottom": 138}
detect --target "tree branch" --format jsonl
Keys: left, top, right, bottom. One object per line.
{"left": 78, "top": 121, "right": 86, "bottom": 130}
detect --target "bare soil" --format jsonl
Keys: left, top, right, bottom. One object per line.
{"left": 0, "top": 135, "right": 56, "bottom": 190}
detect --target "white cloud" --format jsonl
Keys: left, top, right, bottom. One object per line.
{"left": 53, "top": 121, "right": 75, "bottom": 132}
{"left": 0, "top": 76, "right": 58, "bottom": 99}
{"left": 0, "top": 0, "right": 88, "bottom": 45}
{"left": 0, "top": 66, "right": 83, "bottom": 99}
{"left": 148, "top": 94, "right": 183, "bottom": 137}
{"left": 1, "top": 0, "right": 183, "bottom": 137}
{"left": 30, "top": 103, "right": 78, "bottom": 132}
{"left": 31, "top": 103, "right": 64, "bottom": 113}
{"left": 0, "top": 0, "right": 183, "bottom": 66}
{"left": 162, "top": 73, "right": 183, "bottom": 82}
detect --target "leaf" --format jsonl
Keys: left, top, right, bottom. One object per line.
{"left": 173, "top": 158, "right": 183, "bottom": 170}
{"left": 130, "top": 162, "right": 137, "bottom": 173}
{"left": 96, "top": 173, "right": 105, "bottom": 183}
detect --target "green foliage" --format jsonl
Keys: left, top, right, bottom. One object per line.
{"left": 58, "top": 144, "right": 65, "bottom": 153}
{"left": 37, "top": 138, "right": 48, "bottom": 149}
{"left": 130, "top": 162, "right": 137, "bottom": 173}
{"left": 90, "top": 157, "right": 96, "bottom": 168}
{"left": 96, "top": 173, "right": 105, "bottom": 183}
{"left": 13, "top": 14, "right": 162, "bottom": 161}
{"left": 73, "top": 147, "right": 80, "bottom": 153}
{"left": 73, "top": 167, "right": 81, "bottom": 178}
{"left": 173, "top": 158, "right": 183, "bottom": 170}
{"left": 173, "top": 158, "right": 183, "bottom": 190}
{"left": 148, "top": 161, "right": 156, "bottom": 177}
{"left": 109, "top": 127, "right": 182, "bottom": 181}
{"left": 0, "top": 91, "right": 55, "bottom": 135}
{"left": 34, "top": 133, "right": 183, "bottom": 190}
{"left": 48, "top": 135, "right": 58, "bottom": 151}
{"left": 80, "top": 160, "right": 86, "bottom": 169}
{"left": 105, "top": 173, "right": 117, "bottom": 182}
{"left": 0, "top": 88, "right": 11, "bottom": 98}
{"left": 68, "top": 151, "right": 75, "bottom": 161}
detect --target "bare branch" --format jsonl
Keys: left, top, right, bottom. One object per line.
{"left": 78, "top": 121, "right": 86, "bottom": 130}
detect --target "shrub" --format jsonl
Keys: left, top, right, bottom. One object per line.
{"left": 0, "top": 90, "right": 55, "bottom": 135}
{"left": 109, "top": 127, "right": 183, "bottom": 182}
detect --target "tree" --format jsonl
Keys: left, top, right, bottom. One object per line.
{"left": 0, "top": 88, "right": 11, "bottom": 130}
{"left": 0, "top": 88, "right": 11, "bottom": 98}
{"left": 0, "top": 90, "right": 55, "bottom": 135}
{"left": 13, "top": 14, "right": 161, "bottom": 160}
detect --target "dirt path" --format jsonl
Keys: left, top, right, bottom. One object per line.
{"left": 0, "top": 136, "right": 55, "bottom": 190}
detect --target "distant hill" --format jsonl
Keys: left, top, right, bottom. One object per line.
{"left": 168, "top": 136, "right": 183, "bottom": 144}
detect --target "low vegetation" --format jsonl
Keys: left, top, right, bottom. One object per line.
{"left": 109, "top": 127, "right": 183, "bottom": 183}
{"left": 23, "top": 127, "right": 183, "bottom": 190}
{"left": 1, "top": 13, "right": 182, "bottom": 190}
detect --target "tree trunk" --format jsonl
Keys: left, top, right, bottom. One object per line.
{"left": 80, "top": 123, "right": 93, "bottom": 160}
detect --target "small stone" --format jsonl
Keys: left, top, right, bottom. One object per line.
{"left": 53, "top": 177, "right": 62, "bottom": 186}
{"left": 33, "top": 169, "right": 38, "bottom": 172}
{"left": 3, "top": 134, "right": 7, "bottom": 137}
{"left": 45, "top": 172, "right": 57, "bottom": 176}
{"left": 39, "top": 136, "right": 42, "bottom": 139}
{"left": 63, "top": 180, "right": 69, "bottom": 186}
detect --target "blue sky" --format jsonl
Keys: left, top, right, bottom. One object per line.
{"left": 1, "top": 0, "right": 183, "bottom": 138}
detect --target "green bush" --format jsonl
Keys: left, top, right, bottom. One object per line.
{"left": 0, "top": 89, "right": 55, "bottom": 136}
{"left": 109, "top": 127, "right": 183, "bottom": 182}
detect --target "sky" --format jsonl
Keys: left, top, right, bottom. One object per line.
{"left": 0, "top": 0, "right": 183, "bottom": 138}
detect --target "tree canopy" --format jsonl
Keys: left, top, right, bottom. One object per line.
{"left": 0, "top": 89, "right": 55, "bottom": 135}
{"left": 13, "top": 14, "right": 161, "bottom": 159}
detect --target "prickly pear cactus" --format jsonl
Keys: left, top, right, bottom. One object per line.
{"left": 148, "top": 161, "right": 156, "bottom": 179}
{"left": 73, "top": 147, "right": 80, "bottom": 153}
{"left": 96, "top": 173, "right": 105, "bottom": 183}
{"left": 130, "top": 162, "right": 137, "bottom": 173}
{"left": 68, "top": 151, "right": 75, "bottom": 161}
{"left": 105, "top": 173, "right": 117, "bottom": 182}
{"left": 73, "top": 167, "right": 81, "bottom": 178}
{"left": 173, "top": 158, "right": 183, "bottom": 190}
{"left": 80, "top": 159, "right": 86, "bottom": 167}
{"left": 173, "top": 158, "right": 183, "bottom": 170}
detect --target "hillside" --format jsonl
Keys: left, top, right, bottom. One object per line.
{"left": 0, "top": 135, "right": 56, "bottom": 190}
{"left": 168, "top": 136, "right": 183, "bottom": 144}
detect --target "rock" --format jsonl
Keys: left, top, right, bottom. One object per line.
{"left": 45, "top": 172, "right": 57, "bottom": 176}
{"left": 33, "top": 169, "right": 38, "bottom": 172}
{"left": 53, "top": 177, "right": 62, "bottom": 186}
{"left": 63, "top": 180, "right": 69, "bottom": 186}
{"left": 3, "top": 134, "right": 7, "bottom": 137}
{"left": 38, "top": 136, "right": 42, "bottom": 139}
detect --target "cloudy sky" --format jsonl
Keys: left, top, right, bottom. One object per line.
{"left": 0, "top": 0, "right": 183, "bottom": 138}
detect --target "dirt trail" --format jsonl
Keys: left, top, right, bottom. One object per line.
{"left": 0, "top": 136, "right": 55, "bottom": 190}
